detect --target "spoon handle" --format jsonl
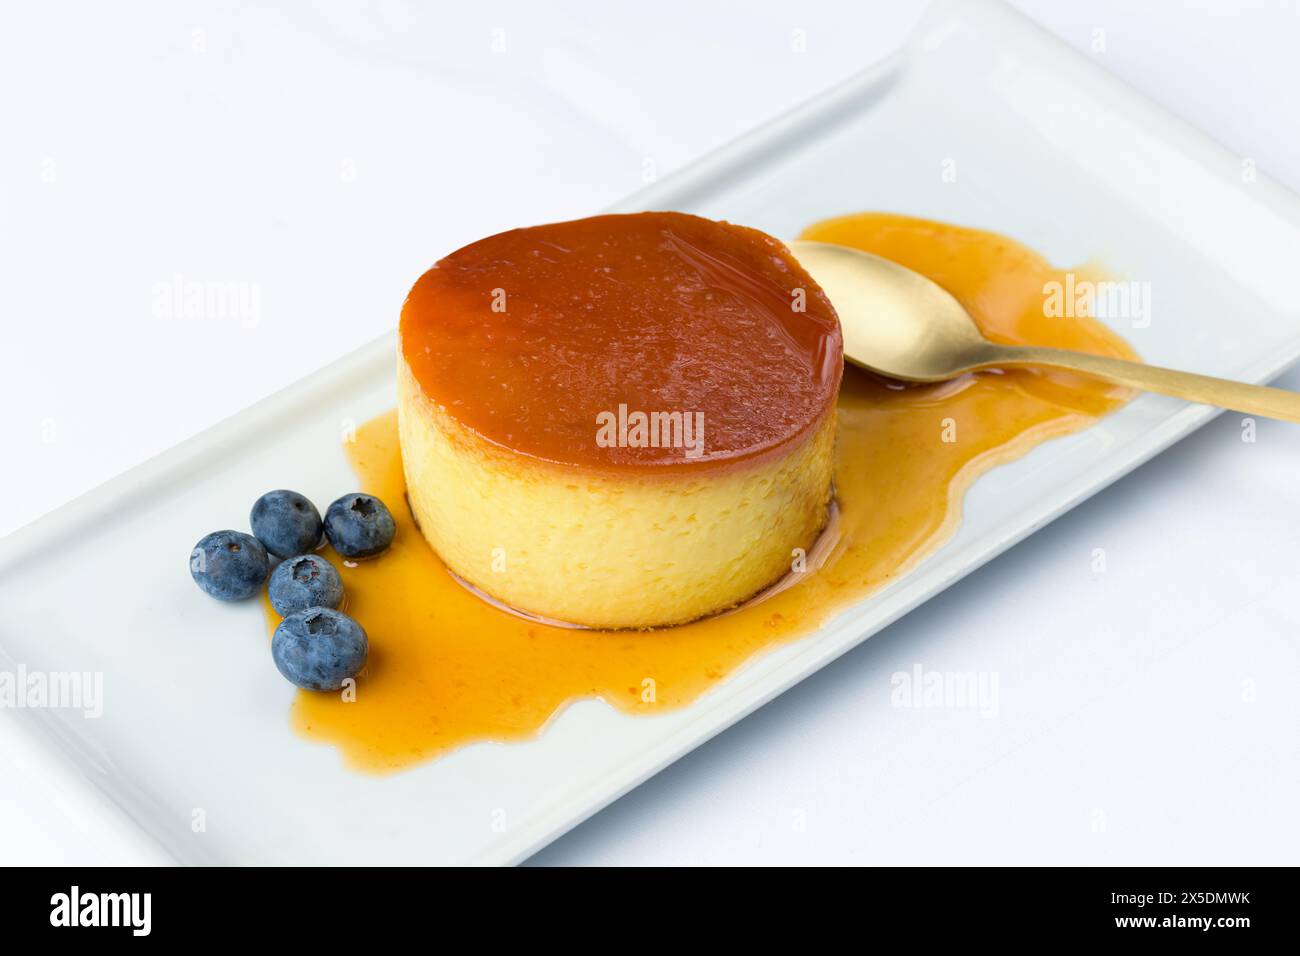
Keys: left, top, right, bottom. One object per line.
{"left": 985, "top": 345, "right": 1300, "bottom": 423}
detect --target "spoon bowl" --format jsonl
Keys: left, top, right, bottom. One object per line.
{"left": 791, "top": 240, "right": 989, "bottom": 382}
{"left": 791, "top": 238, "right": 1300, "bottom": 423}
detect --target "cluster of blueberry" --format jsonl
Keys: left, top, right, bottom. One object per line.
{"left": 188, "top": 489, "right": 396, "bottom": 692}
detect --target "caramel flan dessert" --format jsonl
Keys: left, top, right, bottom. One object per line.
{"left": 397, "top": 211, "right": 844, "bottom": 629}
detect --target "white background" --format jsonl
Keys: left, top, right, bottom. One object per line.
{"left": 3, "top": 0, "right": 1299, "bottom": 865}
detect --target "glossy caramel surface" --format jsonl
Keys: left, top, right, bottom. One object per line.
{"left": 399, "top": 212, "right": 843, "bottom": 470}
{"left": 273, "top": 213, "right": 1137, "bottom": 773}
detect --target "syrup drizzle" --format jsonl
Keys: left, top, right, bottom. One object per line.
{"left": 266, "top": 213, "right": 1136, "bottom": 773}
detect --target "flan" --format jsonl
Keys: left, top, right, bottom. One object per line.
{"left": 397, "top": 211, "right": 843, "bottom": 629}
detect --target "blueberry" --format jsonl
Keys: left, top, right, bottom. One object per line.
{"left": 250, "top": 489, "right": 323, "bottom": 558}
{"left": 324, "top": 493, "right": 395, "bottom": 559}
{"left": 190, "top": 530, "right": 270, "bottom": 601}
{"left": 267, "top": 553, "right": 344, "bottom": 616}
{"left": 271, "top": 608, "right": 368, "bottom": 691}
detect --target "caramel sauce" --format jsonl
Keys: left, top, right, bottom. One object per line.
{"left": 400, "top": 211, "right": 842, "bottom": 471}
{"left": 271, "top": 213, "right": 1136, "bottom": 773}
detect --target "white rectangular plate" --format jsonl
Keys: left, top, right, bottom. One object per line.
{"left": 5, "top": 0, "right": 1300, "bottom": 865}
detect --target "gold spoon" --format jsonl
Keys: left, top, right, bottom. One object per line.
{"left": 791, "top": 239, "right": 1300, "bottom": 422}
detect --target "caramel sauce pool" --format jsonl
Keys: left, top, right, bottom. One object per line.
{"left": 266, "top": 213, "right": 1137, "bottom": 773}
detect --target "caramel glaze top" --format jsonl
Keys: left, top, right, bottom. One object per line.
{"left": 399, "top": 212, "right": 844, "bottom": 472}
